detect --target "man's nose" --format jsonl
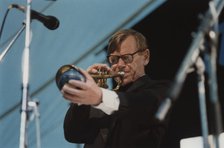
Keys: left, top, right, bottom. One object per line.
{"left": 117, "top": 57, "right": 125, "bottom": 65}
{"left": 117, "top": 58, "right": 126, "bottom": 70}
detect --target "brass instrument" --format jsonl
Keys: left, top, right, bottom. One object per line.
{"left": 90, "top": 70, "right": 124, "bottom": 90}
{"left": 55, "top": 64, "right": 124, "bottom": 91}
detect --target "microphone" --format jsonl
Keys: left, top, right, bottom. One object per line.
{"left": 10, "top": 4, "right": 59, "bottom": 30}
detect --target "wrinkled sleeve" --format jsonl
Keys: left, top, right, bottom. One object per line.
{"left": 63, "top": 104, "right": 100, "bottom": 143}
{"left": 117, "top": 81, "right": 170, "bottom": 115}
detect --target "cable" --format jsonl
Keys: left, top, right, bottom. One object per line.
{"left": 0, "top": 6, "right": 12, "bottom": 43}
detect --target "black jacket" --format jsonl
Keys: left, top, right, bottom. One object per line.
{"left": 64, "top": 75, "right": 170, "bottom": 148}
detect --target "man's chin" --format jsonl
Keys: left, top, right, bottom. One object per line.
{"left": 121, "top": 79, "right": 132, "bottom": 86}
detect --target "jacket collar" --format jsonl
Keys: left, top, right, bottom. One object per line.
{"left": 119, "top": 75, "right": 150, "bottom": 92}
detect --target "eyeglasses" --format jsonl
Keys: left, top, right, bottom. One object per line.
{"left": 107, "top": 50, "right": 143, "bottom": 65}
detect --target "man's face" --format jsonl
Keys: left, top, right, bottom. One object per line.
{"left": 110, "top": 36, "right": 149, "bottom": 86}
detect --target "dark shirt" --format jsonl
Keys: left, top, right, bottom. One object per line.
{"left": 63, "top": 75, "right": 170, "bottom": 148}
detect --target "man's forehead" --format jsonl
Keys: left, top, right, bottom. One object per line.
{"left": 116, "top": 37, "right": 137, "bottom": 51}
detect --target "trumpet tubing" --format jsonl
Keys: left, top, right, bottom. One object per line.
{"left": 90, "top": 71, "right": 124, "bottom": 90}
{"left": 90, "top": 71, "right": 124, "bottom": 79}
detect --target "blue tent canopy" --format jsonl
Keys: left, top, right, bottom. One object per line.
{"left": 0, "top": 0, "right": 166, "bottom": 147}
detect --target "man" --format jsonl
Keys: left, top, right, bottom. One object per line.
{"left": 61, "top": 29, "right": 170, "bottom": 148}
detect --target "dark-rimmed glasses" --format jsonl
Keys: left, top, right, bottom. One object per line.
{"left": 107, "top": 50, "right": 144, "bottom": 65}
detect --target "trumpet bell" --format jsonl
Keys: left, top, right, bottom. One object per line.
{"left": 55, "top": 64, "right": 124, "bottom": 91}
{"left": 55, "top": 65, "right": 86, "bottom": 90}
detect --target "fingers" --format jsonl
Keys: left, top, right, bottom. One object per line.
{"left": 68, "top": 79, "right": 87, "bottom": 90}
{"left": 111, "top": 64, "right": 117, "bottom": 71}
{"left": 61, "top": 80, "right": 86, "bottom": 96}
{"left": 87, "top": 63, "right": 111, "bottom": 74}
{"left": 62, "top": 91, "right": 83, "bottom": 104}
{"left": 78, "top": 68, "right": 94, "bottom": 81}
{"left": 61, "top": 80, "right": 86, "bottom": 103}
{"left": 60, "top": 67, "right": 103, "bottom": 105}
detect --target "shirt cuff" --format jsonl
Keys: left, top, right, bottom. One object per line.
{"left": 93, "top": 88, "right": 120, "bottom": 115}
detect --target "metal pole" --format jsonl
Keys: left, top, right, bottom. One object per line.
{"left": 196, "top": 57, "right": 210, "bottom": 148}
{"left": 0, "top": 24, "right": 25, "bottom": 62}
{"left": 19, "top": 0, "right": 32, "bottom": 148}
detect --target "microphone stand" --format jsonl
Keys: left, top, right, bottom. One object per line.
{"left": 0, "top": 8, "right": 29, "bottom": 148}
{"left": 195, "top": 57, "right": 210, "bottom": 148}
{"left": 19, "top": 0, "right": 32, "bottom": 148}
{"left": 0, "top": 24, "right": 25, "bottom": 62}
{"left": 203, "top": 30, "right": 223, "bottom": 148}
{"left": 155, "top": 0, "right": 224, "bottom": 147}
{"left": 28, "top": 100, "right": 41, "bottom": 148}
{"left": 0, "top": 2, "right": 42, "bottom": 147}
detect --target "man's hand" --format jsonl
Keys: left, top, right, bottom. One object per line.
{"left": 87, "top": 63, "right": 111, "bottom": 74}
{"left": 61, "top": 68, "right": 102, "bottom": 106}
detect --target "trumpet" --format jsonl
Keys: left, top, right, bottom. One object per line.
{"left": 90, "top": 71, "right": 124, "bottom": 78}
{"left": 55, "top": 64, "right": 124, "bottom": 91}
{"left": 90, "top": 70, "right": 124, "bottom": 90}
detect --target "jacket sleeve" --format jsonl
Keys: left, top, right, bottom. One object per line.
{"left": 117, "top": 81, "right": 170, "bottom": 115}
{"left": 63, "top": 104, "right": 101, "bottom": 143}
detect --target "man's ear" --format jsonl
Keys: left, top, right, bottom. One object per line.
{"left": 144, "top": 49, "right": 150, "bottom": 66}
